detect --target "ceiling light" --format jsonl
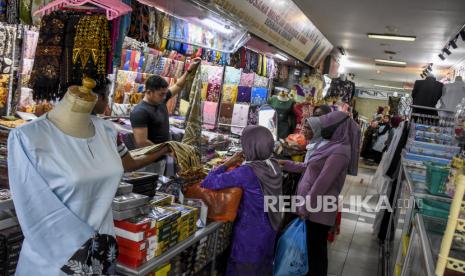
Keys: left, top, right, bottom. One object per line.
{"left": 443, "top": 48, "right": 452, "bottom": 55}
{"left": 374, "top": 84, "right": 407, "bottom": 90}
{"left": 374, "top": 59, "right": 407, "bottom": 65}
{"left": 368, "top": 33, "right": 416, "bottom": 42}
{"left": 438, "top": 53, "right": 445, "bottom": 60}
{"left": 450, "top": 40, "right": 458, "bottom": 49}
{"left": 274, "top": 53, "right": 288, "bottom": 61}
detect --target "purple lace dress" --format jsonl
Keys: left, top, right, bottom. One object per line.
{"left": 201, "top": 165, "right": 277, "bottom": 275}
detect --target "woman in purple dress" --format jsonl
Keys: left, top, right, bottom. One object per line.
{"left": 201, "top": 125, "right": 283, "bottom": 275}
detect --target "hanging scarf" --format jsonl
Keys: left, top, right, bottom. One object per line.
{"left": 182, "top": 67, "right": 202, "bottom": 150}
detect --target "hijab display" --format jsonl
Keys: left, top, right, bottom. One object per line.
{"left": 241, "top": 126, "right": 283, "bottom": 231}
{"left": 8, "top": 78, "right": 124, "bottom": 275}
{"left": 269, "top": 91, "right": 295, "bottom": 139}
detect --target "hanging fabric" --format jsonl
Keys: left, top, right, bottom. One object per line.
{"left": 221, "top": 84, "right": 238, "bottom": 103}
{"left": 231, "top": 103, "right": 250, "bottom": 135}
{"left": 240, "top": 72, "right": 255, "bottom": 87}
{"left": 202, "top": 101, "right": 218, "bottom": 130}
{"left": 237, "top": 86, "right": 252, "bottom": 103}
{"left": 182, "top": 67, "right": 202, "bottom": 150}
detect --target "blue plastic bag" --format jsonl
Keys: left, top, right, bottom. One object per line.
{"left": 273, "top": 218, "right": 308, "bottom": 276}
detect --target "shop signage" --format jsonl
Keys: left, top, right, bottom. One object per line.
{"left": 212, "top": 0, "right": 333, "bottom": 67}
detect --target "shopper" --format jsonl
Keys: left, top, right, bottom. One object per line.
{"left": 312, "top": 104, "right": 332, "bottom": 117}
{"left": 279, "top": 111, "right": 360, "bottom": 276}
{"left": 130, "top": 58, "right": 201, "bottom": 147}
{"left": 385, "top": 116, "right": 402, "bottom": 150}
{"left": 201, "top": 126, "right": 283, "bottom": 276}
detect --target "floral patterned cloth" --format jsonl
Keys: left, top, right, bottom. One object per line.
{"left": 231, "top": 103, "right": 250, "bottom": 135}
{"left": 251, "top": 87, "right": 268, "bottom": 106}
{"left": 253, "top": 74, "right": 268, "bottom": 88}
{"left": 206, "top": 83, "right": 221, "bottom": 102}
{"left": 202, "top": 101, "right": 218, "bottom": 130}
{"left": 237, "top": 86, "right": 252, "bottom": 103}
{"left": 61, "top": 234, "right": 118, "bottom": 275}
{"left": 240, "top": 72, "right": 255, "bottom": 87}
{"left": 221, "top": 84, "right": 238, "bottom": 103}
{"left": 224, "top": 66, "right": 241, "bottom": 85}
{"left": 219, "top": 102, "right": 234, "bottom": 131}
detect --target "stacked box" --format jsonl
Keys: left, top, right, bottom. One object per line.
{"left": 112, "top": 193, "right": 150, "bottom": 221}
{"left": 150, "top": 192, "right": 175, "bottom": 207}
{"left": 146, "top": 207, "right": 180, "bottom": 257}
{"left": 165, "top": 203, "right": 198, "bottom": 242}
{"left": 0, "top": 226, "right": 23, "bottom": 276}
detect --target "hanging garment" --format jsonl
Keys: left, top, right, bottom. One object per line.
{"left": 218, "top": 102, "right": 234, "bottom": 131}
{"left": 206, "top": 83, "right": 221, "bottom": 102}
{"left": 202, "top": 101, "right": 218, "bottom": 130}
{"left": 307, "top": 73, "right": 324, "bottom": 100}
{"left": 30, "top": 11, "right": 67, "bottom": 100}
{"left": 254, "top": 74, "right": 269, "bottom": 88}
{"left": 240, "top": 72, "right": 255, "bottom": 87}
{"left": 206, "top": 65, "right": 224, "bottom": 84}
{"left": 269, "top": 96, "right": 295, "bottom": 139}
{"left": 6, "top": 0, "right": 18, "bottom": 24}
{"left": 439, "top": 80, "right": 465, "bottom": 112}
{"left": 222, "top": 84, "right": 238, "bottom": 103}
{"left": 325, "top": 78, "right": 355, "bottom": 103}
{"left": 293, "top": 103, "right": 314, "bottom": 133}
{"left": 19, "top": 0, "right": 32, "bottom": 24}
{"left": 251, "top": 87, "right": 268, "bottom": 106}
{"left": 60, "top": 14, "right": 81, "bottom": 96}
{"left": 237, "top": 86, "right": 252, "bottom": 103}
{"left": 388, "top": 96, "right": 401, "bottom": 116}
{"left": 182, "top": 67, "right": 202, "bottom": 149}
{"left": 8, "top": 116, "right": 124, "bottom": 275}
{"left": 224, "top": 66, "right": 242, "bottom": 85}
{"left": 231, "top": 103, "right": 250, "bottom": 135}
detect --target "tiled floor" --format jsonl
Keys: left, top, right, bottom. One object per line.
{"left": 327, "top": 166, "right": 381, "bottom": 276}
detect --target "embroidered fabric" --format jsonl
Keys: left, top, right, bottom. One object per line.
{"left": 251, "top": 87, "right": 268, "bottom": 106}
{"left": 202, "top": 101, "right": 218, "bottom": 130}
{"left": 206, "top": 83, "right": 221, "bottom": 102}
{"left": 240, "top": 72, "right": 255, "bottom": 87}
{"left": 221, "top": 84, "right": 238, "bottom": 103}
{"left": 231, "top": 103, "right": 250, "bottom": 135}
{"left": 237, "top": 86, "right": 252, "bottom": 103}
{"left": 224, "top": 66, "right": 241, "bottom": 85}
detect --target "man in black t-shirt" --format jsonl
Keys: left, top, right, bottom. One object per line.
{"left": 130, "top": 58, "right": 200, "bottom": 147}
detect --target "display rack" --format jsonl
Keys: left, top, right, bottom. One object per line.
{"left": 116, "top": 222, "right": 223, "bottom": 276}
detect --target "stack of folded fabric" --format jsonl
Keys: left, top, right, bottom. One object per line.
{"left": 0, "top": 226, "right": 23, "bottom": 276}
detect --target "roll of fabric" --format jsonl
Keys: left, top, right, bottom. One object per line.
{"left": 231, "top": 103, "right": 250, "bottom": 135}
{"left": 251, "top": 87, "right": 268, "bottom": 106}
{"left": 237, "top": 86, "right": 252, "bottom": 103}
{"left": 221, "top": 84, "right": 238, "bottom": 103}
{"left": 202, "top": 101, "right": 218, "bottom": 130}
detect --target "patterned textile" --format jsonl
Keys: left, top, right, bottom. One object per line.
{"left": 253, "top": 74, "right": 268, "bottom": 88}
{"left": 224, "top": 66, "right": 241, "bottom": 85}
{"left": 61, "top": 234, "right": 118, "bottom": 275}
{"left": 206, "top": 83, "right": 221, "bottom": 102}
{"left": 248, "top": 105, "right": 259, "bottom": 125}
{"left": 22, "top": 30, "right": 38, "bottom": 59}
{"left": 325, "top": 78, "right": 355, "bottom": 103}
{"left": 6, "top": 0, "right": 18, "bottom": 24}
{"left": 202, "top": 101, "right": 218, "bottom": 130}
{"left": 237, "top": 86, "right": 252, "bottom": 103}
{"left": 206, "top": 65, "right": 223, "bottom": 84}
{"left": 182, "top": 67, "right": 202, "bottom": 150}
{"left": 293, "top": 102, "right": 314, "bottom": 133}
{"left": 231, "top": 103, "right": 250, "bottom": 135}
{"left": 60, "top": 14, "right": 80, "bottom": 95}
{"left": 128, "top": 0, "right": 150, "bottom": 42}
{"left": 251, "top": 87, "right": 268, "bottom": 106}
{"left": 31, "top": 11, "right": 67, "bottom": 100}
{"left": 221, "top": 84, "right": 238, "bottom": 103}
{"left": 200, "top": 82, "right": 208, "bottom": 101}
{"left": 218, "top": 102, "right": 234, "bottom": 131}
{"left": 240, "top": 72, "right": 255, "bottom": 87}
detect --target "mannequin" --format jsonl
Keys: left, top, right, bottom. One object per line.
{"left": 388, "top": 92, "right": 401, "bottom": 116}
{"left": 48, "top": 77, "right": 97, "bottom": 138}
{"left": 412, "top": 72, "right": 443, "bottom": 115}
{"left": 439, "top": 75, "right": 465, "bottom": 114}
{"left": 269, "top": 91, "right": 295, "bottom": 138}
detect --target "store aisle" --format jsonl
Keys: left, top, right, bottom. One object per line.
{"left": 327, "top": 166, "right": 381, "bottom": 276}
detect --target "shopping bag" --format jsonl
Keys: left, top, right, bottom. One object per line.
{"left": 273, "top": 218, "right": 308, "bottom": 276}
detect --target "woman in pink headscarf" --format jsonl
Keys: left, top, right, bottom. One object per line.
{"left": 279, "top": 111, "right": 360, "bottom": 276}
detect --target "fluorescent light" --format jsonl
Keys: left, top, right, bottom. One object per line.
{"left": 274, "top": 53, "right": 288, "bottom": 61}
{"left": 374, "top": 84, "right": 407, "bottom": 90}
{"left": 368, "top": 33, "right": 416, "bottom": 41}
{"left": 201, "top": 18, "right": 233, "bottom": 34}
{"left": 375, "top": 59, "right": 407, "bottom": 65}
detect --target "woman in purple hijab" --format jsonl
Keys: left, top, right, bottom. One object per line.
{"left": 280, "top": 111, "right": 360, "bottom": 276}
{"left": 201, "top": 125, "right": 283, "bottom": 275}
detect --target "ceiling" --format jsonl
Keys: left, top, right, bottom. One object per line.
{"left": 293, "top": 0, "right": 465, "bottom": 90}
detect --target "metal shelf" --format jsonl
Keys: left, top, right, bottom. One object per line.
{"left": 116, "top": 222, "right": 223, "bottom": 276}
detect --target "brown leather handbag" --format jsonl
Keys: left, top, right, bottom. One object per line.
{"left": 183, "top": 182, "right": 242, "bottom": 222}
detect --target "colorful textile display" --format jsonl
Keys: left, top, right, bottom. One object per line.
{"left": 251, "top": 87, "right": 268, "bottom": 106}
{"left": 206, "top": 83, "right": 221, "bottom": 102}
{"left": 218, "top": 102, "right": 234, "bottom": 131}
{"left": 224, "top": 66, "right": 241, "bottom": 85}
{"left": 231, "top": 103, "right": 250, "bottom": 135}
{"left": 237, "top": 86, "right": 252, "bottom": 103}
{"left": 253, "top": 74, "right": 268, "bottom": 88}
{"left": 222, "top": 84, "right": 238, "bottom": 103}
{"left": 182, "top": 67, "right": 202, "bottom": 150}
{"left": 240, "top": 72, "right": 255, "bottom": 87}
{"left": 202, "top": 101, "right": 218, "bottom": 130}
